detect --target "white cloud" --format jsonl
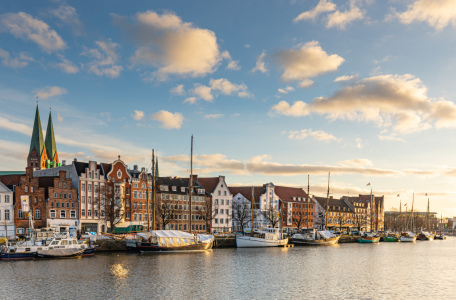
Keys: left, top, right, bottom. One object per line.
{"left": 356, "top": 137, "right": 364, "bottom": 149}
{"left": 299, "top": 79, "right": 314, "bottom": 88}
{"left": 170, "top": 84, "right": 186, "bottom": 96}
{"left": 227, "top": 60, "right": 241, "bottom": 70}
{"left": 278, "top": 86, "right": 295, "bottom": 94}
{"left": 0, "top": 12, "right": 66, "bottom": 53}
{"left": 81, "top": 39, "right": 123, "bottom": 78}
{"left": 57, "top": 113, "right": 64, "bottom": 122}
{"left": 150, "top": 110, "right": 183, "bottom": 129}
{"left": 50, "top": 5, "right": 83, "bottom": 35}
{"left": 326, "top": 0, "right": 364, "bottom": 30}
{"left": 274, "top": 41, "right": 344, "bottom": 86}
{"left": 132, "top": 110, "right": 145, "bottom": 121}
{"left": 186, "top": 78, "right": 252, "bottom": 104}
{"left": 334, "top": 74, "right": 358, "bottom": 82}
{"left": 271, "top": 74, "right": 456, "bottom": 135}
{"left": 0, "top": 48, "right": 34, "bottom": 68}
{"left": 122, "top": 11, "right": 227, "bottom": 80}
{"left": 378, "top": 132, "right": 405, "bottom": 142}
{"left": 204, "top": 114, "right": 223, "bottom": 119}
{"left": 337, "top": 158, "right": 373, "bottom": 167}
{"left": 244, "top": 44, "right": 251, "bottom": 48}
{"left": 34, "top": 86, "right": 67, "bottom": 99}
{"left": 396, "top": 0, "right": 456, "bottom": 30}
{"left": 287, "top": 129, "right": 338, "bottom": 141}
{"left": 294, "top": 0, "right": 336, "bottom": 22}
{"left": 251, "top": 51, "right": 268, "bottom": 73}
{"left": 54, "top": 55, "right": 79, "bottom": 74}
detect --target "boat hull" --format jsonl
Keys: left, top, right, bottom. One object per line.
{"left": 35, "top": 248, "right": 84, "bottom": 258}
{"left": 400, "top": 236, "right": 416, "bottom": 242}
{"left": 290, "top": 236, "right": 340, "bottom": 245}
{"left": 82, "top": 246, "right": 98, "bottom": 256}
{"left": 382, "top": 236, "right": 400, "bottom": 242}
{"left": 1, "top": 252, "right": 36, "bottom": 260}
{"left": 136, "top": 241, "right": 213, "bottom": 253}
{"left": 236, "top": 235, "right": 288, "bottom": 248}
{"left": 358, "top": 237, "right": 380, "bottom": 243}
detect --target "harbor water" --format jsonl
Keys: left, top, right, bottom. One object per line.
{"left": 1, "top": 238, "right": 456, "bottom": 299}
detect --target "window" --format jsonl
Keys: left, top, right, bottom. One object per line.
{"left": 220, "top": 219, "right": 224, "bottom": 224}
{"left": 35, "top": 209, "right": 40, "bottom": 219}
{"left": 25, "top": 186, "right": 28, "bottom": 192}
{"left": 18, "top": 209, "right": 24, "bottom": 219}
{"left": 82, "top": 183, "right": 86, "bottom": 190}
{"left": 59, "top": 182, "right": 62, "bottom": 188}
{"left": 54, "top": 192, "right": 58, "bottom": 198}
{"left": 89, "top": 197, "right": 92, "bottom": 204}
{"left": 133, "top": 183, "right": 138, "bottom": 188}
{"left": 226, "top": 218, "right": 229, "bottom": 224}
{"left": 72, "top": 202, "right": 75, "bottom": 208}
{"left": 4, "top": 195, "right": 9, "bottom": 203}
{"left": 215, "top": 209, "right": 218, "bottom": 214}
{"left": 226, "top": 209, "right": 229, "bottom": 215}
{"left": 101, "top": 210, "right": 105, "bottom": 217}
{"left": 66, "top": 202, "right": 69, "bottom": 208}
{"left": 70, "top": 210, "right": 76, "bottom": 218}
{"left": 94, "top": 210, "right": 98, "bottom": 217}
{"left": 221, "top": 199, "right": 224, "bottom": 205}
{"left": 218, "top": 191, "right": 221, "bottom": 196}
{"left": 139, "top": 214, "right": 142, "bottom": 221}
{"left": 88, "top": 210, "right": 92, "bottom": 217}
{"left": 133, "top": 191, "right": 137, "bottom": 199}
{"left": 220, "top": 209, "right": 224, "bottom": 214}
{"left": 125, "top": 211, "right": 130, "bottom": 219}
{"left": 81, "top": 209, "right": 85, "bottom": 217}
{"left": 82, "top": 196, "right": 85, "bottom": 203}
{"left": 138, "top": 191, "right": 142, "bottom": 199}
{"left": 31, "top": 187, "right": 34, "bottom": 192}
{"left": 60, "top": 210, "right": 66, "bottom": 218}
{"left": 64, "top": 183, "right": 67, "bottom": 188}
{"left": 215, "top": 199, "right": 219, "bottom": 205}
{"left": 69, "top": 193, "right": 72, "bottom": 199}
{"left": 134, "top": 202, "right": 137, "bottom": 209}
{"left": 215, "top": 219, "right": 218, "bottom": 224}
{"left": 226, "top": 200, "right": 229, "bottom": 206}
{"left": 59, "top": 193, "right": 62, "bottom": 198}
{"left": 64, "top": 193, "right": 67, "bottom": 199}
{"left": 88, "top": 184, "right": 92, "bottom": 192}
{"left": 134, "top": 214, "right": 137, "bottom": 221}
{"left": 5, "top": 209, "right": 10, "bottom": 220}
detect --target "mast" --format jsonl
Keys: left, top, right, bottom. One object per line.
{"left": 251, "top": 186, "right": 255, "bottom": 237}
{"left": 370, "top": 187, "right": 373, "bottom": 233}
{"left": 426, "top": 197, "right": 430, "bottom": 231}
{"left": 152, "top": 149, "right": 156, "bottom": 231}
{"left": 146, "top": 165, "right": 150, "bottom": 232}
{"left": 325, "top": 172, "right": 330, "bottom": 230}
{"left": 399, "top": 199, "right": 402, "bottom": 233}
{"left": 189, "top": 135, "right": 193, "bottom": 233}
{"left": 411, "top": 193, "right": 415, "bottom": 233}
{"left": 306, "top": 175, "right": 309, "bottom": 232}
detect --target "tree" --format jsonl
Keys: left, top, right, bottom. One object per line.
{"left": 262, "top": 203, "right": 280, "bottom": 228}
{"left": 232, "top": 197, "right": 255, "bottom": 233}
{"left": 292, "top": 210, "right": 306, "bottom": 231}
{"left": 155, "top": 198, "right": 180, "bottom": 230}
{"left": 194, "top": 196, "right": 218, "bottom": 233}
{"left": 103, "top": 182, "right": 127, "bottom": 233}
{"left": 354, "top": 213, "right": 366, "bottom": 232}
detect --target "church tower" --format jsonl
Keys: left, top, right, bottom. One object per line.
{"left": 27, "top": 105, "right": 48, "bottom": 170}
{"left": 44, "top": 111, "right": 59, "bottom": 168}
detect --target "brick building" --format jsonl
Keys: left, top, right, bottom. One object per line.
{"left": 47, "top": 170, "right": 78, "bottom": 230}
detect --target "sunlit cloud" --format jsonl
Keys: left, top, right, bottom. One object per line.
{"left": 278, "top": 86, "right": 295, "bottom": 94}
{"left": 334, "top": 74, "right": 358, "bottom": 82}
{"left": 185, "top": 78, "right": 252, "bottom": 104}
{"left": 81, "top": 39, "right": 123, "bottom": 78}
{"left": 150, "top": 110, "right": 183, "bottom": 129}
{"left": 54, "top": 55, "right": 79, "bottom": 74}
{"left": 395, "top": 0, "right": 456, "bottom": 30}
{"left": 204, "top": 114, "right": 223, "bottom": 119}
{"left": 0, "top": 12, "right": 66, "bottom": 53}
{"left": 251, "top": 50, "right": 268, "bottom": 73}
{"left": 294, "top": 0, "right": 336, "bottom": 22}
{"left": 33, "top": 86, "right": 67, "bottom": 99}
{"left": 287, "top": 129, "right": 338, "bottom": 142}
{"left": 170, "top": 84, "right": 186, "bottom": 96}
{"left": 50, "top": 5, "right": 84, "bottom": 35}
{"left": 132, "top": 110, "right": 144, "bottom": 121}
{"left": 0, "top": 48, "right": 34, "bottom": 68}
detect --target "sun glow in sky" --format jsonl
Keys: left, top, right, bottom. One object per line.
{"left": 2, "top": 0, "right": 456, "bottom": 216}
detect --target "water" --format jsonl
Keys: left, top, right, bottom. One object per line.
{"left": 1, "top": 239, "right": 456, "bottom": 299}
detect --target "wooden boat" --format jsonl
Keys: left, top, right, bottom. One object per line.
{"left": 338, "top": 235, "right": 360, "bottom": 243}
{"left": 400, "top": 231, "right": 416, "bottom": 242}
{"left": 417, "top": 231, "right": 434, "bottom": 241}
{"left": 35, "top": 248, "right": 84, "bottom": 259}
{"left": 290, "top": 230, "right": 340, "bottom": 245}
{"left": 236, "top": 228, "right": 288, "bottom": 248}
{"left": 382, "top": 235, "right": 400, "bottom": 242}
{"left": 126, "top": 230, "right": 214, "bottom": 252}
{"left": 435, "top": 234, "right": 446, "bottom": 240}
{"left": 358, "top": 233, "right": 380, "bottom": 243}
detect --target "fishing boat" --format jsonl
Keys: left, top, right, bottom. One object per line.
{"left": 290, "top": 230, "right": 340, "bottom": 245}
{"left": 382, "top": 235, "right": 400, "bottom": 242}
{"left": 358, "top": 233, "right": 380, "bottom": 243}
{"left": 400, "top": 231, "right": 417, "bottom": 242}
{"left": 435, "top": 233, "right": 446, "bottom": 240}
{"left": 125, "top": 230, "right": 214, "bottom": 252}
{"left": 417, "top": 231, "right": 434, "bottom": 241}
{"left": 35, "top": 248, "right": 85, "bottom": 259}
{"left": 236, "top": 227, "right": 288, "bottom": 248}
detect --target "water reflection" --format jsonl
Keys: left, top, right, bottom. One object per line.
{"left": 0, "top": 239, "right": 454, "bottom": 299}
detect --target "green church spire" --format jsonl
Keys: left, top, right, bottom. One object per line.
{"left": 45, "top": 111, "right": 57, "bottom": 161}
{"left": 29, "top": 105, "right": 44, "bottom": 155}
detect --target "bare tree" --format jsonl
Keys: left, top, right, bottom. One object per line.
{"left": 262, "top": 203, "right": 280, "bottom": 228}
{"left": 194, "top": 197, "right": 218, "bottom": 233}
{"left": 155, "top": 199, "right": 180, "bottom": 230}
{"left": 292, "top": 211, "right": 306, "bottom": 231}
{"left": 354, "top": 213, "right": 366, "bottom": 232}
{"left": 232, "top": 197, "right": 255, "bottom": 233}
{"left": 99, "top": 183, "right": 128, "bottom": 233}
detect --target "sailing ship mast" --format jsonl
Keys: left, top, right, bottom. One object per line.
{"left": 411, "top": 193, "right": 415, "bottom": 233}
{"left": 306, "top": 175, "right": 310, "bottom": 232}
{"left": 399, "top": 199, "right": 402, "bottom": 233}
{"left": 152, "top": 149, "right": 156, "bottom": 231}
{"left": 146, "top": 154, "right": 150, "bottom": 232}
{"left": 189, "top": 135, "right": 193, "bottom": 233}
{"left": 426, "top": 196, "right": 430, "bottom": 231}
{"left": 251, "top": 186, "right": 255, "bottom": 237}
{"left": 325, "top": 172, "right": 330, "bottom": 230}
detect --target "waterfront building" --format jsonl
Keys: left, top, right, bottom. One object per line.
{"left": 384, "top": 211, "right": 439, "bottom": 231}
{"left": 342, "top": 196, "right": 369, "bottom": 232}
{"left": 27, "top": 106, "right": 60, "bottom": 170}
{"left": 197, "top": 176, "right": 233, "bottom": 234}
{"left": 0, "top": 181, "right": 15, "bottom": 238}
{"left": 314, "top": 196, "right": 356, "bottom": 232}
{"left": 128, "top": 165, "right": 153, "bottom": 229}
{"left": 46, "top": 171, "right": 78, "bottom": 231}
{"left": 229, "top": 186, "right": 264, "bottom": 232}
{"left": 155, "top": 176, "right": 209, "bottom": 232}
{"left": 359, "top": 194, "right": 385, "bottom": 232}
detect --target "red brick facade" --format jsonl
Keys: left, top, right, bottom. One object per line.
{"left": 47, "top": 171, "right": 78, "bottom": 226}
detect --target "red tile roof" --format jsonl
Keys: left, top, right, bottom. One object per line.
{"left": 0, "top": 175, "right": 22, "bottom": 188}
{"left": 274, "top": 186, "right": 308, "bottom": 203}
{"left": 197, "top": 177, "right": 219, "bottom": 193}
{"left": 229, "top": 186, "right": 264, "bottom": 208}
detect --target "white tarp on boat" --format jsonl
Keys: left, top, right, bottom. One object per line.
{"left": 318, "top": 231, "right": 336, "bottom": 239}
{"left": 137, "top": 230, "right": 214, "bottom": 247}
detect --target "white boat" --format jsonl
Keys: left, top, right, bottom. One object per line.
{"left": 400, "top": 231, "right": 417, "bottom": 242}
{"left": 290, "top": 230, "right": 340, "bottom": 245}
{"left": 126, "top": 230, "right": 214, "bottom": 252}
{"left": 236, "top": 228, "right": 288, "bottom": 248}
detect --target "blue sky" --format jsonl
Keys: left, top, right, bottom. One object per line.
{"left": 2, "top": 0, "right": 456, "bottom": 216}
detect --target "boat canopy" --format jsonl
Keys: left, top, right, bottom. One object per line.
{"left": 318, "top": 231, "right": 336, "bottom": 239}
{"left": 137, "top": 230, "right": 214, "bottom": 247}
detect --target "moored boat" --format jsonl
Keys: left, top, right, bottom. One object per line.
{"left": 35, "top": 248, "right": 84, "bottom": 259}
{"left": 417, "top": 231, "right": 434, "bottom": 241}
{"left": 236, "top": 228, "right": 288, "bottom": 248}
{"left": 290, "top": 230, "right": 340, "bottom": 245}
{"left": 400, "top": 231, "right": 417, "bottom": 242}
{"left": 435, "top": 233, "right": 446, "bottom": 240}
{"left": 382, "top": 235, "right": 400, "bottom": 242}
{"left": 126, "top": 230, "right": 214, "bottom": 252}
{"left": 358, "top": 233, "right": 380, "bottom": 243}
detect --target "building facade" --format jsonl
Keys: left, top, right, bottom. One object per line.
{"left": 47, "top": 171, "right": 78, "bottom": 231}
{"left": 0, "top": 181, "right": 15, "bottom": 238}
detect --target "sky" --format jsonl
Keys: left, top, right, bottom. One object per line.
{"left": 2, "top": 0, "right": 456, "bottom": 216}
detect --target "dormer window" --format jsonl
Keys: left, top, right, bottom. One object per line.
{"left": 198, "top": 188, "right": 205, "bottom": 194}
{"left": 172, "top": 186, "right": 177, "bottom": 192}
{"left": 181, "top": 187, "right": 186, "bottom": 193}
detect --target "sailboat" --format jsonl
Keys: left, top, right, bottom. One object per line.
{"left": 126, "top": 136, "right": 215, "bottom": 253}
{"left": 235, "top": 187, "right": 288, "bottom": 248}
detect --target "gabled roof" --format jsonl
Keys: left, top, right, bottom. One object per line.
{"left": 156, "top": 176, "right": 207, "bottom": 195}
{"left": 100, "top": 163, "right": 112, "bottom": 177}
{"left": 229, "top": 186, "right": 264, "bottom": 206}
{"left": 274, "top": 186, "right": 308, "bottom": 203}
{"left": 0, "top": 181, "right": 12, "bottom": 192}
{"left": 44, "top": 111, "right": 58, "bottom": 161}
{"left": 29, "top": 105, "right": 44, "bottom": 156}
{"left": 197, "top": 177, "right": 220, "bottom": 193}
{"left": 314, "top": 196, "right": 351, "bottom": 211}
{"left": 0, "top": 174, "right": 22, "bottom": 189}
{"left": 73, "top": 161, "right": 103, "bottom": 176}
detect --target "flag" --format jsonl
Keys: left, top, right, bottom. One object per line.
{"left": 404, "top": 203, "right": 407, "bottom": 206}
{"left": 397, "top": 194, "right": 400, "bottom": 197}
{"left": 366, "top": 182, "right": 371, "bottom": 186}
{"left": 425, "top": 193, "right": 428, "bottom": 196}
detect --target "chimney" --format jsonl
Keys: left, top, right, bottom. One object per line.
{"left": 62, "top": 160, "right": 66, "bottom": 166}
{"left": 134, "top": 165, "right": 138, "bottom": 171}
{"left": 74, "top": 158, "right": 77, "bottom": 162}
{"left": 141, "top": 167, "right": 145, "bottom": 172}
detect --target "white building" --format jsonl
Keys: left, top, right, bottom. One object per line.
{"left": 198, "top": 176, "right": 233, "bottom": 234}
{"left": 0, "top": 181, "right": 14, "bottom": 238}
